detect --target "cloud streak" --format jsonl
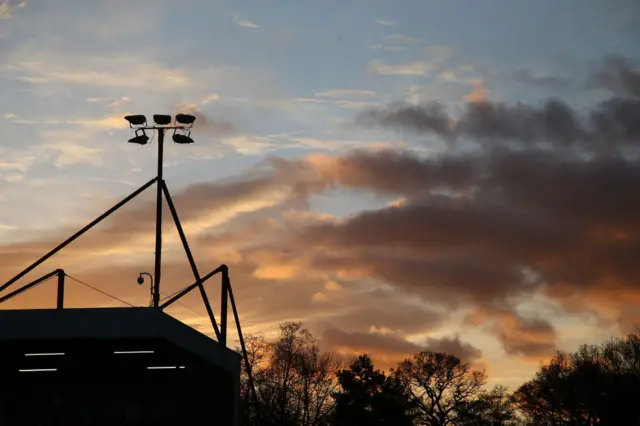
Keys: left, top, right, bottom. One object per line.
{"left": 374, "top": 19, "right": 395, "bottom": 27}
{"left": 369, "top": 60, "right": 436, "bottom": 76}
{"left": 0, "top": 0, "right": 25, "bottom": 20}
{"left": 233, "top": 15, "right": 259, "bottom": 28}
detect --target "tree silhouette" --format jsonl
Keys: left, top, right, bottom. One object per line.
{"left": 238, "top": 322, "right": 342, "bottom": 426}
{"left": 393, "top": 351, "right": 486, "bottom": 426}
{"left": 455, "top": 385, "right": 521, "bottom": 426}
{"left": 332, "top": 355, "right": 415, "bottom": 426}
{"left": 237, "top": 321, "right": 640, "bottom": 426}
{"left": 238, "top": 334, "right": 271, "bottom": 426}
{"left": 514, "top": 333, "right": 640, "bottom": 425}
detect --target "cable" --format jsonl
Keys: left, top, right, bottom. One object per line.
{"left": 176, "top": 300, "right": 207, "bottom": 318}
{"left": 65, "top": 273, "right": 136, "bottom": 308}
{"left": 159, "top": 285, "right": 190, "bottom": 302}
{"left": 160, "top": 290, "right": 207, "bottom": 317}
{"left": 159, "top": 290, "right": 214, "bottom": 328}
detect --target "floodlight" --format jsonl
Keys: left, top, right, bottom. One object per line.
{"left": 128, "top": 129, "right": 149, "bottom": 145}
{"left": 173, "top": 134, "right": 194, "bottom": 144}
{"left": 153, "top": 114, "right": 172, "bottom": 126}
{"left": 124, "top": 115, "right": 147, "bottom": 127}
{"left": 128, "top": 135, "right": 150, "bottom": 145}
{"left": 175, "top": 114, "right": 196, "bottom": 125}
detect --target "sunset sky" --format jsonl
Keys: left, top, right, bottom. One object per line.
{"left": 1, "top": 0, "right": 640, "bottom": 389}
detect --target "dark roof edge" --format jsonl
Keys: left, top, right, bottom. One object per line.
{"left": 0, "top": 307, "right": 240, "bottom": 374}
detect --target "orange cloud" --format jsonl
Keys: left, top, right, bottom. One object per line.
{"left": 463, "top": 79, "right": 490, "bottom": 103}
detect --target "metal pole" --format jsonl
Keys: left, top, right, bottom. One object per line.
{"left": 139, "top": 272, "right": 153, "bottom": 307}
{"left": 56, "top": 270, "right": 65, "bottom": 309}
{"left": 0, "top": 178, "right": 157, "bottom": 294}
{"left": 221, "top": 271, "right": 229, "bottom": 346}
{"left": 228, "top": 280, "right": 261, "bottom": 421}
{"left": 153, "top": 128, "right": 165, "bottom": 308}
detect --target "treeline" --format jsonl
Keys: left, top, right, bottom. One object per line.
{"left": 236, "top": 322, "right": 640, "bottom": 425}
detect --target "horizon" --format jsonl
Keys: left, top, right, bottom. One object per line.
{"left": 1, "top": 0, "right": 639, "bottom": 392}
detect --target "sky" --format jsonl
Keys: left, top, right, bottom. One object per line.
{"left": 1, "top": 0, "right": 640, "bottom": 390}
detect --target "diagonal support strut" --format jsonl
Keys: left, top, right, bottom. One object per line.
{"left": 161, "top": 180, "right": 221, "bottom": 341}
{"left": 0, "top": 177, "right": 158, "bottom": 295}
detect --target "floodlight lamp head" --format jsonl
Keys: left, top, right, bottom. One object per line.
{"left": 128, "top": 128, "right": 149, "bottom": 145}
{"left": 173, "top": 133, "right": 194, "bottom": 144}
{"left": 153, "top": 114, "right": 172, "bottom": 126}
{"left": 175, "top": 113, "right": 196, "bottom": 127}
{"left": 124, "top": 114, "right": 147, "bottom": 127}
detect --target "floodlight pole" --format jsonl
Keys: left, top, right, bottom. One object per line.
{"left": 124, "top": 114, "right": 194, "bottom": 308}
{"left": 153, "top": 128, "right": 165, "bottom": 308}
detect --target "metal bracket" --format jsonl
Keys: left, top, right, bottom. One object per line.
{"left": 0, "top": 269, "right": 66, "bottom": 309}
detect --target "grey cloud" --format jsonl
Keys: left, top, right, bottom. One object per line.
{"left": 321, "top": 328, "right": 482, "bottom": 365}
{"left": 307, "top": 149, "right": 478, "bottom": 195}
{"left": 589, "top": 97, "right": 640, "bottom": 144}
{"left": 310, "top": 252, "right": 531, "bottom": 309}
{"left": 355, "top": 101, "right": 453, "bottom": 140}
{"left": 483, "top": 149, "right": 640, "bottom": 232}
{"left": 421, "top": 335, "right": 483, "bottom": 363}
{"left": 356, "top": 55, "right": 640, "bottom": 150}
{"left": 269, "top": 146, "right": 640, "bottom": 353}
{"left": 494, "top": 313, "right": 557, "bottom": 358}
{"left": 587, "top": 55, "right": 640, "bottom": 98}
{"left": 294, "top": 147, "right": 640, "bottom": 275}
{"left": 356, "top": 98, "right": 590, "bottom": 147}
{"left": 458, "top": 99, "right": 583, "bottom": 146}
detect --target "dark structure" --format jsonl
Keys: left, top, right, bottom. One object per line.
{"left": 0, "top": 308, "right": 240, "bottom": 425}
{"left": 0, "top": 114, "right": 258, "bottom": 425}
